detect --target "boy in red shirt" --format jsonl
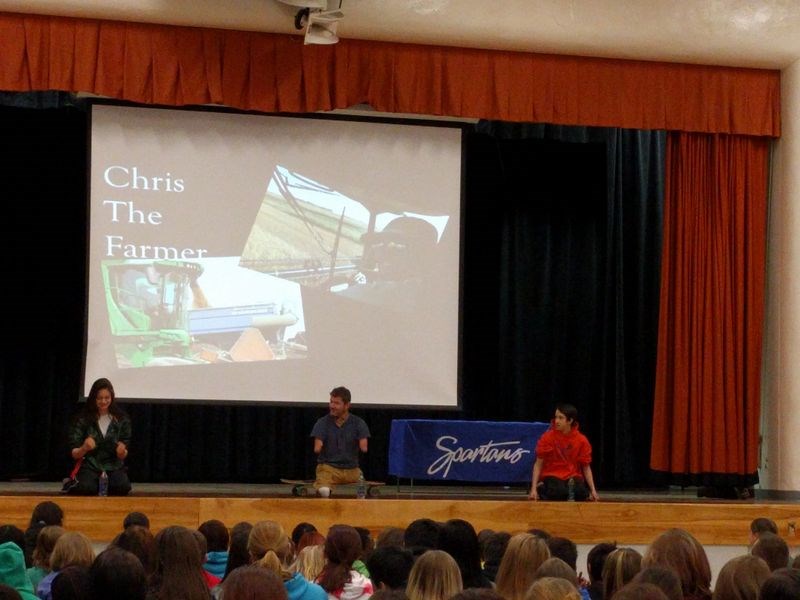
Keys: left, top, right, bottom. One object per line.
{"left": 529, "top": 403, "right": 599, "bottom": 501}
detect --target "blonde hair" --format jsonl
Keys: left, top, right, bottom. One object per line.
{"left": 292, "top": 544, "right": 325, "bottom": 582}
{"left": 406, "top": 550, "right": 462, "bottom": 600}
{"left": 601, "top": 547, "right": 642, "bottom": 599}
{"left": 50, "top": 531, "right": 95, "bottom": 571}
{"left": 248, "top": 521, "right": 293, "bottom": 581}
{"left": 495, "top": 534, "right": 551, "bottom": 600}
{"left": 524, "top": 577, "right": 581, "bottom": 600}
{"left": 32, "top": 525, "right": 66, "bottom": 568}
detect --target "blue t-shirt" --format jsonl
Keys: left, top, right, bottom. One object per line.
{"left": 310, "top": 414, "right": 370, "bottom": 468}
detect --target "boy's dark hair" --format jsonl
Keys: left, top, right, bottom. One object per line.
{"left": 366, "top": 546, "right": 414, "bottom": 590}
{"left": 546, "top": 536, "right": 578, "bottom": 572}
{"left": 403, "top": 519, "right": 440, "bottom": 557}
{"left": 751, "top": 532, "right": 790, "bottom": 572}
{"left": 555, "top": 403, "right": 578, "bottom": 423}
{"left": 198, "top": 519, "right": 229, "bottom": 552}
{"left": 123, "top": 512, "right": 150, "bottom": 530}
{"left": 750, "top": 517, "right": 779, "bottom": 535}
{"left": 482, "top": 532, "right": 511, "bottom": 567}
{"left": 587, "top": 542, "right": 617, "bottom": 582}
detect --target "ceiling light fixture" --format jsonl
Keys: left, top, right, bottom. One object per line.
{"left": 276, "top": 0, "right": 344, "bottom": 45}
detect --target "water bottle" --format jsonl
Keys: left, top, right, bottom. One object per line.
{"left": 98, "top": 470, "right": 109, "bottom": 496}
{"left": 567, "top": 477, "right": 575, "bottom": 501}
{"left": 356, "top": 473, "right": 366, "bottom": 499}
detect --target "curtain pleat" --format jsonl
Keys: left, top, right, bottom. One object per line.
{"left": 651, "top": 132, "right": 768, "bottom": 486}
{"left": 0, "top": 12, "right": 781, "bottom": 136}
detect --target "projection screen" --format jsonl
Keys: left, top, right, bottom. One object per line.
{"left": 83, "top": 103, "right": 463, "bottom": 407}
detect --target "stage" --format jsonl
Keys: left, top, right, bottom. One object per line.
{"left": 1, "top": 482, "right": 799, "bottom": 547}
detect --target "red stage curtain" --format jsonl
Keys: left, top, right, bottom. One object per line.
{"left": 651, "top": 132, "right": 768, "bottom": 482}
{"left": 0, "top": 11, "right": 781, "bottom": 136}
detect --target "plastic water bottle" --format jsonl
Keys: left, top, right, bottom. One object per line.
{"left": 567, "top": 477, "right": 575, "bottom": 501}
{"left": 356, "top": 474, "right": 366, "bottom": 499}
{"left": 98, "top": 471, "right": 109, "bottom": 497}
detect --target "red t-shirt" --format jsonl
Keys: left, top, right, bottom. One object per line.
{"left": 535, "top": 421, "right": 592, "bottom": 480}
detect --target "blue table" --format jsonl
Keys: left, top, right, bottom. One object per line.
{"left": 388, "top": 419, "right": 549, "bottom": 482}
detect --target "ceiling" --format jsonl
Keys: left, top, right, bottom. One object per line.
{"left": 2, "top": 0, "right": 800, "bottom": 70}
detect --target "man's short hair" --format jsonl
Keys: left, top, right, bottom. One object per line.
{"left": 366, "top": 546, "right": 414, "bottom": 590}
{"left": 751, "top": 532, "right": 790, "bottom": 572}
{"left": 330, "top": 386, "right": 351, "bottom": 403}
{"left": 546, "top": 536, "right": 578, "bottom": 572}
{"left": 556, "top": 403, "right": 578, "bottom": 423}
{"left": 123, "top": 512, "right": 150, "bottom": 530}
{"left": 198, "top": 519, "right": 229, "bottom": 552}
{"left": 750, "top": 518, "right": 778, "bottom": 535}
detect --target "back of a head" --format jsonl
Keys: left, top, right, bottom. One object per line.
{"left": 152, "top": 526, "right": 209, "bottom": 600}
{"left": 50, "top": 532, "right": 96, "bottom": 571}
{"left": 291, "top": 523, "right": 317, "bottom": 548}
{"left": 111, "top": 525, "right": 155, "bottom": 575}
{"left": 437, "top": 519, "right": 483, "bottom": 587}
{"left": 225, "top": 522, "right": 255, "bottom": 580}
{"left": 632, "top": 566, "right": 683, "bottom": 600}
{"left": 601, "top": 547, "right": 643, "bottom": 600}
{"left": 222, "top": 564, "right": 289, "bottom": 600}
{"left": 375, "top": 527, "right": 405, "bottom": 550}
{"left": 199, "top": 519, "right": 229, "bottom": 553}
{"left": 0, "top": 527, "right": 25, "bottom": 553}
{"left": 494, "top": 534, "right": 550, "bottom": 600}
{"left": 89, "top": 547, "right": 146, "bottom": 600}
{"left": 527, "top": 529, "right": 551, "bottom": 541}
{"left": 354, "top": 527, "right": 374, "bottom": 559}
{"left": 122, "top": 512, "right": 150, "bottom": 530}
{"left": 482, "top": 532, "right": 511, "bottom": 568}
{"left": 545, "top": 537, "right": 578, "bottom": 572}
{"left": 403, "top": 519, "right": 440, "bottom": 557}
{"left": 30, "top": 502, "right": 64, "bottom": 528}
{"left": 712, "top": 554, "right": 770, "bottom": 600}
{"left": 32, "top": 526, "right": 66, "bottom": 569}
{"left": 248, "top": 521, "right": 292, "bottom": 577}
{"left": 750, "top": 532, "right": 790, "bottom": 572}
{"left": 612, "top": 582, "right": 669, "bottom": 600}
{"left": 406, "top": 550, "right": 462, "bottom": 600}
{"left": 533, "top": 557, "right": 578, "bottom": 587}
{"left": 319, "top": 525, "right": 363, "bottom": 593}
{"left": 51, "top": 565, "right": 90, "bottom": 600}
{"left": 759, "top": 567, "right": 800, "bottom": 600}
{"left": 642, "top": 528, "right": 711, "bottom": 599}
{"left": 366, "top": 546, "right": 413, "bottom": 590}
{"left": 293, "top": 544, "right": 325, "bottom": 583}
{"left": 524, "top": 577, "right": 581, "bottom": 600}
{"left": 586, "top": 542, "right": 617, "bottom": 583}
{"left": 750, "top": 517, "right": 778, "bottom": 536}
{"left": 296, "top": 531, "right": 326, "bottom": 554}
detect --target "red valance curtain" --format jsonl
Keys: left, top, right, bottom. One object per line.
{"left": 0, "top": 11, "right": 781, "bottom": 136}
{"left": 651, "top": 132, "right": 768, "bottom": 484}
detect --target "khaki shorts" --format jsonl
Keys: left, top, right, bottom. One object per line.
{"left": 315, "top": 463, "right": 362, "bottom": 488}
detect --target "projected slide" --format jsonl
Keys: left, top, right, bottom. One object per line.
{"left": 85, "top": 104, "right": 462, "bottom": 406}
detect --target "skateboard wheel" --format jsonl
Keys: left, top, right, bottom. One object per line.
{"left": 368, "top": 486, "right": 380, "bottom": 498}
{"left": 292, "top": 485, "right": 307, "bottom": 497}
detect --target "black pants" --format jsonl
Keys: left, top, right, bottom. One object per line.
{"left": 537, "top": 476, "right": 589, "bottom": 501}
{"left": 68, "top": 465, "right": 131, "bottom": 496}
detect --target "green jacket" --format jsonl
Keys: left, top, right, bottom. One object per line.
{"left": 68, "top": 413, "right": 132, "bottom": 472}
{"left": 0, "top": 542, "right": 37, "bottom": 600}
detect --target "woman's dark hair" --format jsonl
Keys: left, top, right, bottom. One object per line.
{"left": 84, "top": 377, "right": 125, "bottom": 419}
{"left": 51, "top": 565, "right": 91, "bottom": 600}
{"left": 291, "top": 522, "right": 317, "bottom": 547}
{"left": 586, "top": 542, "right": 617, "bottom": 583}
{"left": 222, "top": 565, "right": 289, "bottom": 600}
{"left": 403, "top": 519, "right": 440, "bottom": 557}
{"left": 149, "top": 526, "right": 209, "bottom": 600}
{"left": 224, "top": 521, "right": 254, "bottom": 581}
{"left": 112, "top": 525, "right": 155, "bottom": 575}
{"left": 755, "top": 567, "right": 800, "bottom": 600}
{"left": 90, "top": 547, "right": 146, "bottom": 600}
{"left": 318, "top": 525, "right": 362, "bottom": 593}
{"left": 29, "top": 501, "right": 64, "bottom": 528}
{"left": 438, "top": 519, "right": 487, "bottom": 589}
{"left": 199, "top": 519, "right": 229, "bottom": 552}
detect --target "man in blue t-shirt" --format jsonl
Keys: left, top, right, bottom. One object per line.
{"left": 310, "top": 386, "right": 370, "bottom": 492}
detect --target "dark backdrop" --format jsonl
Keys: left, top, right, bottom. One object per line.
{"left": 0, "top": 103, "right": 665, "bottom": 488}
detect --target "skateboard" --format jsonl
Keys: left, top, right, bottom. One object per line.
{"left": 280, "top": 478, "right": 384, "bottom": 497}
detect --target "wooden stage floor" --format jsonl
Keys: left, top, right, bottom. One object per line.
{"left": 1, "top": 482, "right": 798, "bottom": 547}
